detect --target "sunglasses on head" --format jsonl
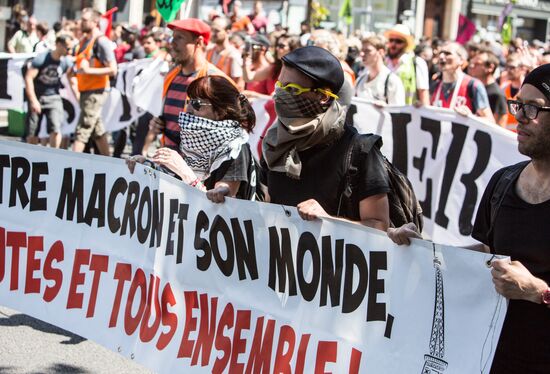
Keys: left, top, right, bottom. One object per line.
{"left": 388, "top": 38, "right": 405, "bottom": 45}
{"left": 275, "top": 81, "right": 339, "bottom": 100}
{"left": 186, "top": 98, "right": 213, "bottom": 111}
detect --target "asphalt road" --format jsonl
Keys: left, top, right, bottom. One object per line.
{"left": 0, "top": 306, "right": 154, "bottom": 374}
{"left": 0, "top": 132, "right": 153, "bottom": 374}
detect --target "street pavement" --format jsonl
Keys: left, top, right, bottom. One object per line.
{"left": 0, "top": 306, "right": 154, "bottom": 374}
{"left": 0, "top": 129, "right": 154, "bottom": 373}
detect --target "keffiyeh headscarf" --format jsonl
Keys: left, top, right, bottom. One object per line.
{"left": 178, "top": 112, "right": 249, "bottom": 177}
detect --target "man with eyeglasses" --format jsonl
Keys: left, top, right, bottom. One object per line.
{"left": 24, "top": 34, "right": 76, "bottom": 148}
{"left": 260, "top": 46, "right": 391, "bottom": 230}
{"left": 383, "top": 24, "right": 430, "bottom": 106}
{"left": 388, "top": 64, "right": 550, "bottom": 373}
{"left": 500, "top": 53, "right": 528, "bottom": 132}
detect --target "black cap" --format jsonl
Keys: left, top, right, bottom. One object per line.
{"left": 282, "top": 46, "right": 344, "bottom": 93}
{"left": 522, "top": 63, "right": 550, "bottom": 103}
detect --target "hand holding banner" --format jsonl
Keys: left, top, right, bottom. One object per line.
{"left": 0, "top": 140, "right": 506, "bottom": 373}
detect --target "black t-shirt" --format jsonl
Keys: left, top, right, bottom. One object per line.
{"left": 204, "top": 144, "right": 251, "bottom": 199}
{"left": 472, "top": 164, "right": 550, "bottom": 373}
{"left": 31, "top": 51, "right": 72, "bottom": 97}
{"left": 261, "top": 125, "right": 390, "bottom": 219}
{"left": 485, "top": 82, "right": 508, "bottom": 117}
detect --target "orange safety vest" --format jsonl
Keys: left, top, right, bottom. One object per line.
{"left": 341, "top": 60, "right": 356, "bottom": 85}
{"left": 206, "top": 47, "right": 234, "bottom": 77}
{"left": 501, "top": 81, "right": 518, "bottom": 132}
{"left": 75, "top": 36, "right": 110, "bottom": 92}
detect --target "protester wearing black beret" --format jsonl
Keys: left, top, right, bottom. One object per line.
{"left": 281, "top": 46, "right": 344, "bottom": 94}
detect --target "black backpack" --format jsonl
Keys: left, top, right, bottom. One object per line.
{"left": 337, "top": 132, "right": 424, "bottom": 232}
{"left": 204, "top": 143, "right": 265, "bottom": 202}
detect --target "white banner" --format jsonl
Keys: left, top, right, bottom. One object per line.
{"left": 0, "top": 53, "right": 35, "bottom": 111}
{"left": 0, "top": 54, "right": 158, "bottom": 135}
{"left": 350, "top": 99, "right": 527, "bottom": 246}
{"left": 0, "top": 140, "right": 506, "bottom": 373}
{"left": 1, "top": 53, "right": 528, "bottom": 247}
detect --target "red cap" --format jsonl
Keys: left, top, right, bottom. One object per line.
{"left": 168, "top": 18, "right": 211, "bottom": 44}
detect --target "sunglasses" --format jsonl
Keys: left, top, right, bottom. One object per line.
{"left": 275, "top": 81, "right": 339, "bottom": 99}
{"left": 388, "top": 38, "right": 405, "bottom": 45}
{"left": 276, "top": 43, "right": 289, "bottom": 49}
{"left": 186, "top": 98, "right": 213, "bottom": 111}
{"left": 507, "top": 99, "right": 550, "bottom": 120}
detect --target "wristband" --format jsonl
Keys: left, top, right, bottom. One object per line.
{"left": 190, "top": 178, "right": 202, "bottom": 187}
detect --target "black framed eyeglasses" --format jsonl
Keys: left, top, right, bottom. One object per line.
{"left": 186, "top": 98, "right": 213, "bottom": 111}
{"left": 507, "top": 99, "right": 550, "bottom": 120}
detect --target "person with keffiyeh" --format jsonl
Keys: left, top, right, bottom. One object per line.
{"left": 128, "top": 76, "right": 259, "bottom": 201}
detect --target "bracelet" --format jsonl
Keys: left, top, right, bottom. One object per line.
{"left": 190, "top": 178, "right": 201, "bottom": 187}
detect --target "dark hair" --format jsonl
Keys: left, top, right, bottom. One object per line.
{"left": 187, "top": 76, "right": 256, "bottom": 132}
{"left": 144, "top": 15, "right": 156, "bottom": 26}
{"left": 142, "top": 31, "right": 162, "bottom": 43}
{"left": 55, "top": 34, "right": 71, "bottom": 46}
{"left": 479, "top": 50, "right": 499, "bottom": 74}
{"left": 36, "top": 22, "right": 49, "bottom": 36}
{"left": 53, "top": 21, "right": 62, "bottom": 33}
{"left": 273, "top": 34, "right": 301, "bottom": 78}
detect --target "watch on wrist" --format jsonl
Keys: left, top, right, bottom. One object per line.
{"left": 541, "top": 288, "right": 550, "bottom": 306}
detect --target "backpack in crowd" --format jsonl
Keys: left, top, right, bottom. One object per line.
{"left": 338, "top": 132, "right": 424, "bottom": 232}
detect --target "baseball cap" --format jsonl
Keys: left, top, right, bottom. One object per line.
{"left": 168, "top": 18, "right": 211, "bottom": 45}
{"left": 281, "top": 46, "right": 344, "bottom": 94}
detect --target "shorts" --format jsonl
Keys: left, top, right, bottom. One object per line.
{"left": 25, "top": 95, "right": 64, "bottom": 137}
{"left": 75, "top": 90, "right": 108, "bottom": 143}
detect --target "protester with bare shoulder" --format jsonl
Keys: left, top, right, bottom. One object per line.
{"left": 388, "top": 64, "right": 550, "bottom": 373}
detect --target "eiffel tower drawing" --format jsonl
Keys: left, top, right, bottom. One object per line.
{"left": 421, "top": 254, "right": 448, "bottom": 374}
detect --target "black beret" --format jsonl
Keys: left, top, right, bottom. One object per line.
{"left": 282, "top": 46, "right": 344, "bottom": 93}
{"left": 522, "top": 63, "right": 550, "bottom": 103}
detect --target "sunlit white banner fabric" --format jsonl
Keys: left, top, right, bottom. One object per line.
{"left": 350, "top": 99, "right": 527, "bottom": 246}
{"left": 0, "top": 141, "right": 506, "bottom": 373}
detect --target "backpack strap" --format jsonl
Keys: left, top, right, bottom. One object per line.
{"left": 336, "top": 131, "right": 381, "bottom": 218}
{"left": 384, "top": 73, "right": 391, "bottom": 104}
{"left": 486, "top": 160, "right": 529, "bottom": 252}
{"left": 466, "top": 76, "right": 478, "bottom": 114}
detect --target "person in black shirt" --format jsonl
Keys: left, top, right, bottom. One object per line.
{"left": 468, "top": 49, "right": 508, "bottom": 127}
{"left": 260, "top": 46, "right": 391, "bottom": 230}
{"left": 388, "top": 63, "right": 550, "bottom": 373}
{"left": 24, "top": 35, "right": 75, "bottom": 148}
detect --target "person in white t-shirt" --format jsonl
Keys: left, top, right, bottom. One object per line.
{"left": 355, "top": 35, "right": 405, "bottom": 105}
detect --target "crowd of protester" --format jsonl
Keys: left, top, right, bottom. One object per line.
{"left": 8, "top": 2, "right": 550, "bottom": 156}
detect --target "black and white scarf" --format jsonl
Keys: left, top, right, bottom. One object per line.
{"left": 178, "top": 112, "right": 248, "bottom": 178}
